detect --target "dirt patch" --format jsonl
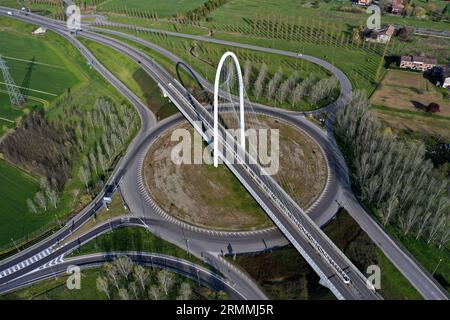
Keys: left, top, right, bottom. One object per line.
{"left": 143, "top": 115, "right": 328, "bottom": 231}
{"left": 371, "top": 69, "right": 449, "bottom": 116}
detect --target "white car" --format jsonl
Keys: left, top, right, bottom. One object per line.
{"left": 7, "top": 11, "right": 12, "bottom": 15}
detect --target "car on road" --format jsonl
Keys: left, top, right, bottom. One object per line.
{"left": 7, "top": 11, "right": 12, "bottom": 15}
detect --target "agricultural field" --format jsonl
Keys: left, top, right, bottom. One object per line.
{"left": 0, "top": 16, "right": 81, "bottom": 131}
{"left": 0, "top": 159, "right": 42, "bottom": 247}
{"left": 372, "top": 69, "right": 449, "bottom": 115}
{"left": 0, "top": 16, "right": 139, "bottom": 251}
{"left": 79, "top": 38, "right": 178, "bottom": 120}
{"left": 97, "top": 0, "right": 206, "bottom": 18}
{"left": 102, "top": 27, "right": 340, "bottom": 111}
{"left": 88, "top": 0, "right": 449, "bottom": 96}
{"left": 371, "top": 69, "right": 450, "bottom": 140}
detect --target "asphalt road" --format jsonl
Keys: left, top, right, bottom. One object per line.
{"left": 89, "top": 23, "right": 450, "bottom": 301}
{"left": 1, "top": 215, "right": 267, "bottom": 299}
{"left": 0, "top": 7, "right": 448, "bottom": 300}
{"left": 5, "top": 251, "right": 251, "bottom": 300}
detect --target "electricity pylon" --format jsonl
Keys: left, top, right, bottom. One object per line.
{"left": 0, "top": 55, "right": 25, "bottom": 106}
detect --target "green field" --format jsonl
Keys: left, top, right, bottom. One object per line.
{"left": 96, "top": 0, "right": 449, "bottom": 95}
{"left": 207, "top": 0, "right": 449, "bottom": 30}
{"left": 98, "top": 0, "right": 207, "bottom": 18}
{"left": 0, "top": 16, "right": 139, "bottom": 251}
{"left": 79, "top": 38, "right": 177, "bottom": 120}
{"left": 0, "top": 16, "right": 82, "bottom": 124}
{"left": 99, "top": 27, "right": 339, "bottom": 111}
{"left": 0, "top": 159, "right": 43, "bottom": 247}
{"left": 71, "top": 227, "right": 207, "bottom": 268}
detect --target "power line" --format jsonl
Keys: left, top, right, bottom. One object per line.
{"left": 0, "top": 55, "right": 25, "bottom": 106}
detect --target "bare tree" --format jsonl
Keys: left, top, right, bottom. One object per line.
{"left": 40, "top": 177, "right": 50, "bottom": 191}
{"left": 266, "top": 69, "right": 283, "bottom": 101}
{"left": 114, "top": 256, "right": 133, "bottom": 280}
{"left": 102, "top": 134, "right": 112, "bottom": 159}
{"left": 26, "top": 198, "right": 38, "bottom": 214}
{"left": 243, "top": 60, "right": 252, "bottom": 91}
{"left": 89, "top": 152, "right": 98, "bottom": 175}
{"left": 129, "top": 282, "right": 139, "bottom": 300}
{"left": 96, "top": 276, "right": 111, "bottom": 299}
{"left": 79, "top": 166, "right": 90, "bottom": 189}
{"left": 134, "top": 265, "right": 149, "bottom": 291}
{"left": 177, "top": 282, "right": 192, "bottom": 300}
{"left": 149, "top": 285, "right": 162, "bottom": 300}
{"left": 34, "top": 191, "right": 47, "bottom": 212}
{"left": 253, "top": 63, "right": 268, "bottom": 99}
{"left": 46, "top": 189, "right": 59, "bottom": 209}
{"left": 105, "top": 263, "right": 120, "bottom": 291}
{"left": 158, "top": 270, "right": 174, "bottom": 296}
{"left": 277, "top": 80, "right": 290, "bottom": 105}
{"left": 118, "top": 288, "right": 130, "bottom": 300}
{"left": 98, "top": 151, "right": 109, "bottom": 174}
{"left": 292, "top": 83, "right": 306, "bottom": 107}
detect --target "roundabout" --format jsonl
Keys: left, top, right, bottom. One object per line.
{"left": 141, "top": 114, "right": 328, "bottom": 232}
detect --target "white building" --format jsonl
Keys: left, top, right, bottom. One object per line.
{"left": 32, "top": 27, "right": 47, "bottom": 35}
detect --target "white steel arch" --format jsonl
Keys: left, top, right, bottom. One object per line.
{"left": 213, "top": 51, "right": 245, "bottom": 167}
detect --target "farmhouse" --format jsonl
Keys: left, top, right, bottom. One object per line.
{"left": 356, "top": 0, "right": 373, "bottom": 6}
{"left": 366, "top": 24, "right": 395, "bottom": 44}
{"left": 391, "top": 0, "right": 405, "bottom": 14}
{"left": 399, "top": 56, "right": 437, "bottom": 72}
{"left": 441, "top": 66, "right": 450, "bottom": 89}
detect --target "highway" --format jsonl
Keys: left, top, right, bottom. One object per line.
{"left": 2, "top": 6, "right": 446, "bottom": 296}
{"left": 89, "top": 22, "right": 450, "bottom": 301}
{"left": 5, "top": 251, "right": 252, "bottom": 300}
{"left": 1, "top": 214, "right": 267, "bottom": 299}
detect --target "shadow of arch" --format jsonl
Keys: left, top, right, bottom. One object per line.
{"left": 21, "top": 56, "right": 36, "bottom": 100}
{"left": 175, "top": 61, "right": 213, "bottom": 105}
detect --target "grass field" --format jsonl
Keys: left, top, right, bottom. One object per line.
{"left": 79, "top": 38, "right": 178, "bottom": 120}
{"left": 97, "top": 0, "right": 206, "bottom": 18}
{"left": 95, "top": 0, "right": 449, "bottom": 96}
{"left": 71, "top": 227, "right": 207, "bottom": 268}
{"left": 0, "top": 268, "right": 107, "bottom": 300}
{"left": 371, "top": 69, "right": 450, "bottom": 140}
{"left": 229, "top": 245, "right": 335, "bottom": 300}
{"left": 102, "top": 27, "right": 339, "bottom": 111}
{"left": 0, "top": 16, "right": 140, "bottom": 251}
{"left": 0, "top": 159, "right": 43, "bottom": 246}
{"left": 206, "top": 0, "right": 450, "bottom": 32}
{"left": 372, "top": 69, "right": 449, "bottom": 116}
{"left": 0, "top": 16, "right": 82, "bottom": 124}
{"left": 324, "top": 209, "right": 422, "bottom": 299}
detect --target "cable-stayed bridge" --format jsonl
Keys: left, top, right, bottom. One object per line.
{"left": 157, "top": 52, "right": 380, "bottom": 300}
